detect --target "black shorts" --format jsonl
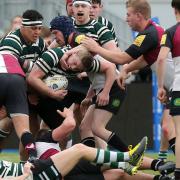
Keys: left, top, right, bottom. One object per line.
{"left": 163, "top": 89, "right": 172, "bottom": 110}
{"left": 0, "top": 73, "right": 28, "bottom": 117}
{"left": 64, "top": 160, "right": 104, "bottom": 180}
{"left": 36, "top": 89, "right": 86, "bottom": 129}
{"left": 67, "top": 77, "right": 90, "bottom": 104}
{"left": 92, "top": 81, "right": 126, "bottom": 114}
{"left": 170, "top": 91, "right": 180, "bottom": 116}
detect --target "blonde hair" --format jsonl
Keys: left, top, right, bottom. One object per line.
{"left": 126, "top": 0, "right": 151, "bottom": 19}
{"left": 77, "top": 46, "right": 94, "bottom": 71}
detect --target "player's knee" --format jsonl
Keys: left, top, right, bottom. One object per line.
{"left": 72, "top": 143, "right": 86, "bottom": 151}
{"left": 161, "top": 124, "right": 169, "bottom": 137}
{"left": 91, "top": 123, "right": 103, "bottom": 137}
{"left": 79, "top": 121, "right": 91, "bottom": 133}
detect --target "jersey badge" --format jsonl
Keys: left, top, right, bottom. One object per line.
{"left": 160, "top": 34, "right": 167, "bottom": 45}
{"left": 133, "top": 35, "right": 146, "bottom": 47}
{"left": 75, "top": 34, "right": 86, "bottom": 44}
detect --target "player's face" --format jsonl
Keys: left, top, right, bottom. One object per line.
{"left": 67, "top": 2, "right": 74, "bottom": 17}
{"left": 126, "top": 7, "right": 141, "bottom": 31}
{"left": 73, "top": 3, "right": 91, "bottom": 24}
{"left": 21, "top": 26, "right": 42, "bottom": 43}
{"left": 66, "top": 53, "right": 84, "bottom": 71}
{"left": 90, "top": 3, "right": 102, "bottom": 19}
{"left": 51, "top": 30, "right": 65, "bottom": 46}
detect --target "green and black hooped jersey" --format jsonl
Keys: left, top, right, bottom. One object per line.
{"left": 0, "top": 160, "right": 24, "bottom": 177}
{"left": 0, "top": 160, "right": 61, "bottom": 180}
{"left": 35, "top": 46, "right": 78, "bottom": 78}
{"left": 97, "top": 16, "right": 118, "bottom": 47}
{"left": 73, "top": 19, "right": 115, "bottom": 46}
{"left": 0, "top": 29, "right": 46, "bottom": 62}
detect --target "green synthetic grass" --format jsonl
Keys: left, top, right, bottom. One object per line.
{"left": 0, "top": 152, "right": 175, "bottom": 176}
{"left": 0, "top": 152, "right": 19, "bottom": 162}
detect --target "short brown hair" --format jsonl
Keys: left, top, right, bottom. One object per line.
{"left": 172, "top": 0, "right": 180, "bottom": 12}
{"left": 92, "top": 0, "right": 101, "bottom": 5}
{"left": 77, "top": 46, "right": 94, "bottom": 71}
{"left": 126, "top": 0, "right": 151, "bottom": 19}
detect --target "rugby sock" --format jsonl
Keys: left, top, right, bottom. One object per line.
{"left": 153, "top": 175, "right": 166, "bottom": 180}
{"left": 175, "top": 168, "right": 180, "bottom": 180}
{"left": 21, "top": 131, "right": 37, "bottom": 158}
{"left": 158, "top": 150, "right": 168, "bottom": 161}
{"left": 81, "top": 137, "right": 96, "bottom": 147}
{"left": 93, "top": 149, "right": 129, "bottom": 164}
{"left": 0, "top": 129, "right": 10, "bottom": 140}
{"left": 107, "top": 132, "right": 128, "bottom": 152}
{"left": 0, "top": 129, "right": 10, "bottom": 152}
{"left": 104, "top": 162, "right": 127, "bottom": 169}
{"left": 169, "top": 137, "right": 175, "bottom": 154}
{"left": 151, "top": 159, "right": 164, "bottom": 171}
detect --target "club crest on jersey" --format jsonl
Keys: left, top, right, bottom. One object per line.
{"left": 112, "top": 99, "right": 120, "bottom": 108}
{"left": 174, "top": 98, "right": 180, "bottom": 106}
{"left": 133, "top": 35, "right": 146, "bottom": 47}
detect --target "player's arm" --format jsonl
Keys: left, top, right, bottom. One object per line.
{"left": 95, "top": 56, "right": 117, "bottom": 106}
{"left": 2, "top": 162, "right": 33, "bottom": 180}
{"left": 123, "top": 56, "right": 148, "bottom": 72}
{"left": 99, "top": 57, "right": 116, "bottom": 93}
{"left": 117, "top": 56, "right": 148, "bottom": 89}
{"left": 0, "top": 36, "right": 21, "bottom": 56}
{"left": 82, "top": 37, "right": 133, "bottom": 64}
{"left": 157, "top": 31, "right": 172, "bottom": 103}
{"left": 27, "top": 64, "right": 67, "bottom": 101}
{"left": 27, "top": 64, "right": 52, "bottom": 96}
{"left": 52, "top": 108, "right": 76, "bottom": 142}
{"left": 101, "top": 39, "right": 119, "bottom": 51}
{"left": 156, "top": 46, "right": 170, "bottom": 102}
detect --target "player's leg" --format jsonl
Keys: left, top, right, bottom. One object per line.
{"left": 79, "top": 104, "right": 96, "bottom": 147}
{"left": 173, "top": 115, "right": 180, "bottom": 179}
{"left": 50, "top": 137, "right": 147, "bottom": 177}
{"left": 0, "top": 117, "right": 13, "bottom": 151}
{"left": 19, "top": 109, "right": 40, "bottom": 161}
{"left": 103, "top": 170, "right": 154, "bottom": 180}
{"left": 158, "top": 109, "right": 175, "bottom": 161}
{"left": 6, "top": 75, "right": 37, "bottom": 159}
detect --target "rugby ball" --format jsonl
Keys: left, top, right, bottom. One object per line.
{"left": 43, "top": 74, "right": 68, "bottom": 90}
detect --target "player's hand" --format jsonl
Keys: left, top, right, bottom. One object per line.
{"left": 157, "top": 87, "right": 167, "bottom": 104}
{"left": 57, "top": 107, "right": 73, "bottom": 118}
{"left": 0, "top": 106, "right": 7, "bottom": 119}
{"left": 96, "top": 91, "right": 109, "bottom": 106}
{"left": 117, "top": 70, "right": 130, "bottom": 90}
{"left": 23, "top": 161, "right": 33, "bottom": 178}
{"left": 77, "top": 72, "right": 87, "bottom": 80}
{"left": 60, "top": 47, "right": 80, "bottom": 70}
{"left": 50, "top": 89, "right": 68, "bottom": 101}
{"left": 81, "top": 37, "right": 100, "bottom": 53}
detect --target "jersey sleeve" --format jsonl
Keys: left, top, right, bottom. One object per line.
{"left": 125, "top": 32, "right": 157, "bottom": 59}
{"left": 35, "top": 48, "right": 64, "bottom": 74}
{"left": 160, "top": 29, "right": 173, "bottom": 50}
{"left": 87, "top": 57, "right": 101, "bottom": 73}
{"left": 94, "top": 22, "right": 114, "bottom": 46}
{"left": 0, "top": 34, "right": 22, "bottom": 56}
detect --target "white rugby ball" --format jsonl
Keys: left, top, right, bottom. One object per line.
{"left": 43, "top": 74, "right": 68, "bottom": 90}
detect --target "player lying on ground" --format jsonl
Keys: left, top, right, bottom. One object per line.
{"left": 0, "top": 134, "right": 147, "bottom": 179}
